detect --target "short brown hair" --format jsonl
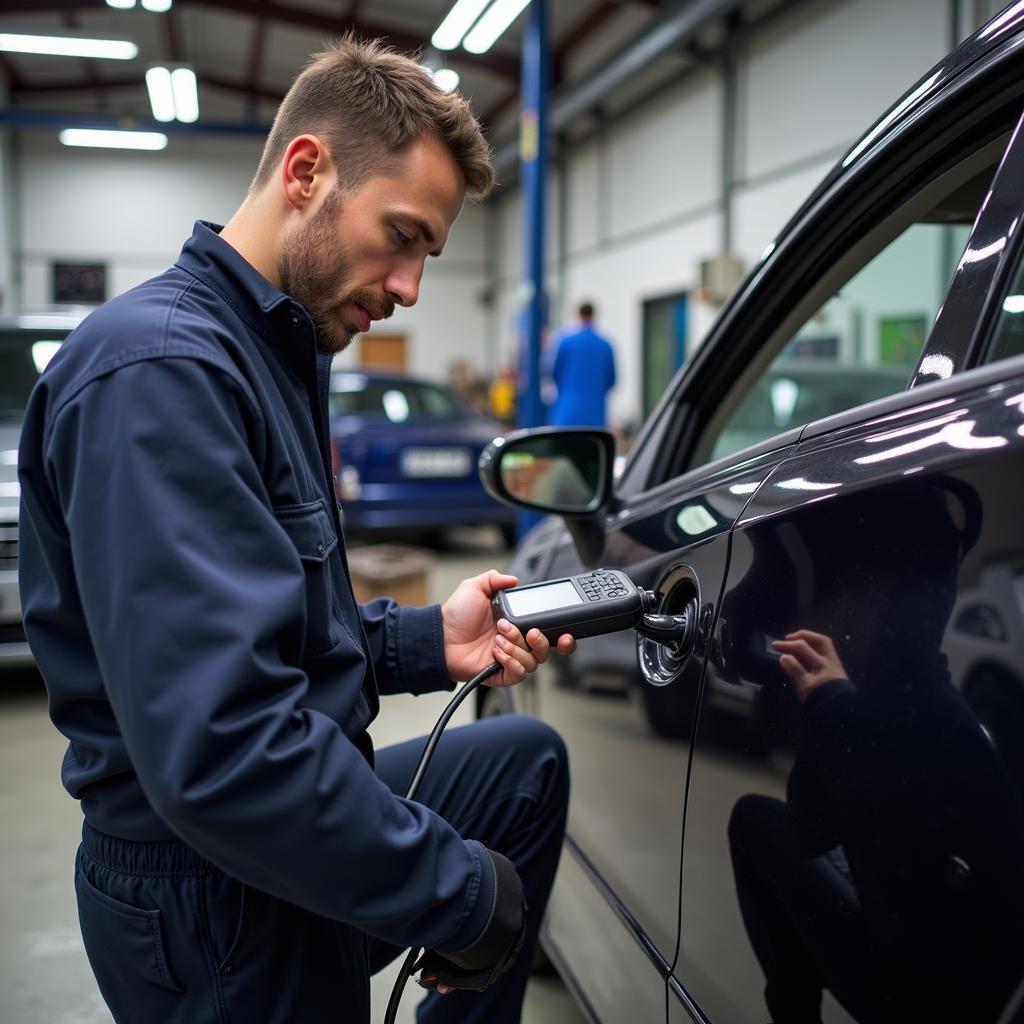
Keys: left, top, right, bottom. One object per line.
{"left": 250, "top": 34, "right": 494, "bottom": 201}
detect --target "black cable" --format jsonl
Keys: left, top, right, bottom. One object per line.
{"left": 403, "top": 662, "right": 502, "bottom": 801}
{"left": 383, "top": 660, "right": 503, "bottom": 1024}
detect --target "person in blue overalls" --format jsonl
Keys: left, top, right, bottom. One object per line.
{"left": 549, "top": 301, "right": 617, "bottom": 428}
{"left": 18, "top": 35, "right": 573, "bottom": 1024}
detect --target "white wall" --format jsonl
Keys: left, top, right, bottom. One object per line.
{"left": 738, "top": 0, "right": 947, "bottom": 182}
{"left": 15, "top": 130, "right": 492, "bottom": 382}
{"left": 17, "top": 132, "right": 262, "bottom": 307}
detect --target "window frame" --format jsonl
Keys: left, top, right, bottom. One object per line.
{"left": 945, "top": 110, "right": 1024, "bottom": 371}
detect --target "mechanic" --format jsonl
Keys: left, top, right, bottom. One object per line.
{"left": 18, "top": 35, "right": 573, "bottom": 1024}
{"left": 548, "top": 301, "right": 617, "bottom": 429}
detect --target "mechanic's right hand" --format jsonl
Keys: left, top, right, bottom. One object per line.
{"left": 415, "top": 848, "right": 527, "bottom": 993}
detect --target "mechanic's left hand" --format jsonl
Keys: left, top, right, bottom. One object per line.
{"left": 441, "top": 570, "right": 576, "bottom": 686}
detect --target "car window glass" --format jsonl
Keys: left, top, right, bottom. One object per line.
{"left": 694, "top": 221, "right": 972, "bottom": 466}
{"left": 981, "top": 250, "right": 1024, "bottom": 364}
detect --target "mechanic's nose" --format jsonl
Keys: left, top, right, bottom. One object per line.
{"left": 385, "top": 260, "right": 424, "bottom": 308}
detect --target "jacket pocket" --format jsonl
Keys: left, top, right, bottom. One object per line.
{"left": 75, "top": 868, "right": 183, "bottom": 993}
{"left": 273, "top": 499, "right": 340, "bottom": 655}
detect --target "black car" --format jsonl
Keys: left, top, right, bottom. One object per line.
{"left": 478, "top": 8, "right": 1024, "bottom": 1024}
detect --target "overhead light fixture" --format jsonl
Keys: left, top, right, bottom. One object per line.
{"left": 171, "top": 67, "right": 198, "bottom": 122}
{"left": 105, "top": 0, "right": 137, "bottom": 8}
{"left": 146, "top": 65, "right": 198, "bottom": 123}
{"left": 433, "top": 67, "right": 460, "bottom": 92}
{"left": 141, "top": 0, "right": 173, "bottom": 10}
{"left": 0, "top": 32, "right": 138, "bottom": 60}
{"left": 59, "top": 128, "right": 168, "bottom": 151}
{"left": 145, "top": 66, "right": 174, "bottom": 121}
{"left": 463, "top": 0, "right": 531, "bottom": 54}
{"left": 431, "top": 0, "right": 491, "bottom": 51}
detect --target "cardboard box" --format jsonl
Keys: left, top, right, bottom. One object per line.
{"left": 347, "top": 544, "right": 433, "bottom": 607}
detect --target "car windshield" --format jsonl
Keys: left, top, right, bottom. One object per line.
{"left": 0, "top": 331, "right": 66, "bottom": 422}
{"left": 328, "top": 375, "right": 466, "bottom": 422}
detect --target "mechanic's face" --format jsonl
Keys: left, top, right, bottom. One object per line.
{"left": 278, "top": 134, "right": 465, "bottom": 355}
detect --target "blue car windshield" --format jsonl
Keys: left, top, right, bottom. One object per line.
{"left": 329, "top": 377, "right": 466, "bottom": 423}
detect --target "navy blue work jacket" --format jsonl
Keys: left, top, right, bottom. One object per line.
{"left": 18, "top": 221, "right": 495, "bottom": 954}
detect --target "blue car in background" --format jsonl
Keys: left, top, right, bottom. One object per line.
{"left": 328, "top": 370, "right": 516, "bottom": 546}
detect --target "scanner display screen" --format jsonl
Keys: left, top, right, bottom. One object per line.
{"left": 504, "top": 580, "right": 583, "bottom": 617}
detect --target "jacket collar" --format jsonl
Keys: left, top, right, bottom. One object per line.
{"left": 175, "top": 220, "right": 297, "bottom": 339}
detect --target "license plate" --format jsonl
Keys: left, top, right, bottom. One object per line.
{"left": 400, "top": 447, "right": 473, "bottom": 478}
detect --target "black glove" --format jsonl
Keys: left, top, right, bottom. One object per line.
{"left": 415, "top": 848, "right": 527, "bottom": 992}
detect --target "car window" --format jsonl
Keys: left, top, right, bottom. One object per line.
{"left": 981, "top": 249, "right": 1024, "bottom": 364}
{"left": 694, "top": 222, "right": 972, "bottom": 466}
{"left": 329, "top": 376, "right": 466, "bottom": 422}
{"left": 687, "top": 141, "right": 1007, "bottom": 470}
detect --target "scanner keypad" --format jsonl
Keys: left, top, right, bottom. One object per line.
{"left": 579, "top": 570, "right": 629, "bottom": 601}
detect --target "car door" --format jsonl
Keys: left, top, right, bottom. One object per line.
{"left": 509, "top": 438, "right": 796, "bottom": 1024}
{"left": 671, "top": 95, "right": 1024, "bottom": 1024}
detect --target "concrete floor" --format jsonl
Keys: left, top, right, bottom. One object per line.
{"left": 0, "top": 527, "right": 584, "bottom": 1024}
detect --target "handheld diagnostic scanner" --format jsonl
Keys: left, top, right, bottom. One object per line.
{"left": 492, "top": 569, "right": 657, "bottom": 643}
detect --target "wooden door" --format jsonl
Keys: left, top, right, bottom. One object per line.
{"left": 360, "top": 333, "right": 407, "bottom": 370}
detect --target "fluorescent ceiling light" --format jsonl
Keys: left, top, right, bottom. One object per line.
{"left": 0, "top": 32, "right": 138, "bottom": 60}
{"left": 147, "top": 65, "right": 198, "bottom": 123}
{"left": 141, "top": 0, "right": 173, "bottom": 10}
{"left": 464, "top": 0, "right": 531, "bottom": 53}
{"left": 432, "top": 0, "right": 491, "bottom": 51}
{"left": 171, "top": 67, "right": 198, "bottom": 122}
{"left": 146, "top": 66, "right": 175, "bottom": 122}
{"left": 433, "top": 67, "right": 460, "bottom": 92}
{"left": 106, "top": 0, "right": 136, "bottom": 8}
{"left": 60, "top": 128, "right": 168, "bottom": 151}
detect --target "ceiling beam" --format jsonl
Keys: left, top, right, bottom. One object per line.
{"left": 61, "top": 8, "right": 102, "bottom": 95}
{"left": 164, "top": 4, "right": 185, "bottom": 64}
{"left": 0, "top": 0, "right": 106, "bottom": 11}
{"left": 243, "top": 0, "right": 269, "bottom": 118}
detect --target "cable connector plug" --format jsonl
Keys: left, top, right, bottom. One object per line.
{"left": 636, "top": 602, "right": 697, "bottom": 659}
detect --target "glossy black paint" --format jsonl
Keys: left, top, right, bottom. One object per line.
{"left": 484, "top": 7, "right": 1024, "bottom": 1024}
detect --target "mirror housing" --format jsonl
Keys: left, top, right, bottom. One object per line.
{"left": 479, "top": 428, "right": 615, "bottom": 566}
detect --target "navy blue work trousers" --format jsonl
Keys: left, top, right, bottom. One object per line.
{"left": 74, "top": 714, "right": 569, "bottom": 1024}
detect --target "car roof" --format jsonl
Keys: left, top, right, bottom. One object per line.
{"left": 0, "top": 312, "right": 87, "bottom": 331}
{"left": 329, "top": 369, "right": 453, "bottom": 389}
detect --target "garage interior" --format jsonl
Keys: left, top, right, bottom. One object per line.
{"left": 0, "top": 1, "right": 1018, "bottom": 1023}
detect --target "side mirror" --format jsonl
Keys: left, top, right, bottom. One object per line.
{"left": 479, "top": 428, "right": 615, "bottom": 516}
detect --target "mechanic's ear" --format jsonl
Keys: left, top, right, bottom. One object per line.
{"left": 280, "top": 135, "right": 332, "bottom": 212}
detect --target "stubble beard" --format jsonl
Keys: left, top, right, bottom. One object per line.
{"left": 278, "top": 188, "right": 356, "bottom": 356}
